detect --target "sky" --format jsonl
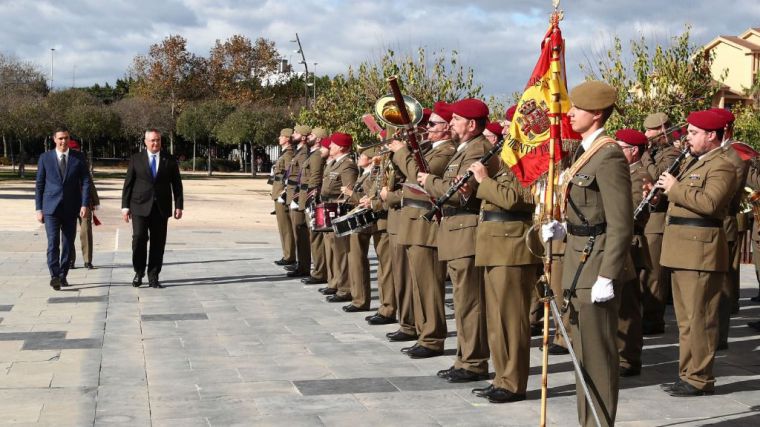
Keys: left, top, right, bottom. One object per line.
{"left": 1, "top": 0, "right": 759, "bottom": 100}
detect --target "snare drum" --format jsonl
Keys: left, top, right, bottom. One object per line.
{"left": 332, "top": 208, "right": 379, "bottom": 237}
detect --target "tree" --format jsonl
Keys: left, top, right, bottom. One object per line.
{"left": 579, "top": 26, "right": 719, "bottom": 132}
{"left": 67, "top": 104, "right": 121, "bottom": 164}
{"left": 0, "top": 53, "right": 47, "bottom": 158}
{"left": 207, "top": 35, "right": 280, "bottom": 103}
{"left": 215, "top": 107, "right": 258, "bottom": 171}
{"left": 112, "top": 97, "right": 173, "bottom": 152}
{"left": 176, "top": 103, "right": 211, "bottom": 171}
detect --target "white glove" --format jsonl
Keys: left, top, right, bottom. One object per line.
{"left": 289, "top": 200, "right": 299, "bottom": 209}
{"left": 541, "top": 220, "right": 567, "bottom": 243}
{"left": 591, "top": 276, "right": 614, "bottom": 303}
{"left": 276, "top": 196, "right": 286, "bottom": 205}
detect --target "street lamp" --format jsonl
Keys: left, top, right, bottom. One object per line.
{"left": 290, "top": 33, "right": 310, "bottom": 101}
{"left": 50, "top": 48, "right": 55, "bottom": 90}
{"left": 313, "top": 62, "right": 318, "bottom": 103}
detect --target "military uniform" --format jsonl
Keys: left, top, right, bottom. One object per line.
{"left": 346, "top": 166, "right": 379, "bottom": 310}
{"left": 299, "top": 146, "right": 327, "bottom": 281}
{"left": 661, "top": 145, "right": 736, "bottom": 393}
{"left": 395, "top": 140, "right": 456, "bottom": 351}
{"left": 287, "top": 142, "right": 311, "bottom": 276}
{"left": 271, "top": 145, "right": 295, "bottom": 263}
{"left": 747, "top": 161, "right": 760, "bottom": 299}
{"left": 475, "top": 166, "right": 540, "bottom": 395}
{"left": 365, "top": 159, "right": 395, "bottom": 319}
{"left": 321, "top": 153, "right": 358, "bottom": 295}
{"left": 71, "top": 158, "right": 100, "bottom": 267}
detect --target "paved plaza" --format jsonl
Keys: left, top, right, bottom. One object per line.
{"left": 0, "top": 174, "right": 758, "bottom": 426}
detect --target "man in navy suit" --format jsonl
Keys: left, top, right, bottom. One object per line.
{"left": 35, "top": 128, "right": 92, "bottom": 290}
{"left": 121, "top": 129, "right": 184, "bottom": 288}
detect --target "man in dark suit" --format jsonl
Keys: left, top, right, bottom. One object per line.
{"left": 35, "top": 128, "right": 92, "bottom": 290}
{"left": 121, "top": 129, "right": 184, "bottom": 288}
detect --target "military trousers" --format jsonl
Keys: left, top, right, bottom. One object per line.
{"left": 718, "top": 238, "right": 740, "bottom": 347}
{"left": 408, "top": 244, "right": 447, "bottom": 351}
{"left": 348, "top": 232, "right": 372, "bottom": 309}
{"left": 643, "top": 232, "right": 667, "bottom": 331}
{"left": 568, "top": 286, "right": 621, "bottom": 427}
{"left": 753, "top": 236, "right": 760, "bottom": 294}
{"left": 324, "top": 232, "right": 350, "bottom": 295}
{"left": 275, "top": 202, "right": 295, "bottom": 262}
{"left": 290, "top": 209, "right": 311, "bottom": 275}
{"left": 373, "top": 231, "right": 396, "bottom": 319}
{"left": 617, "top": 276, "right": 643, "bottom": 371}
{"left": 549, "top": 254, "right": 570, "bottom": 348}
{"left": 671, "top": 269, "right": 722, "bottom": 392}
{"left": 309, "top": 228, "right": 327, "bottom": 281}
{"left": 448, "top": 256, "right": 489, "bottom": 375}
{"left": 71, "top": 210, "right": 94, "bottom": 265}
{"left": 389, "top": 233, "right": 415, "bottom": 335}
{"left": 485, "top": 264, "right": 537, "bottom": 393}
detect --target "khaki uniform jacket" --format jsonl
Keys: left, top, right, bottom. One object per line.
{"left": 475, "top": 167, "right": 541, "bottom": 267}
{"left": 396, "top": 141, "right": 456, "bottom": 247}
{"left": 321, "top": 154, "right": 358, "bottom": 203}
{"left": 286, "top": 144, "right": 309, "bottom": 205}
{"left": 385, "top": 156, "right": 406, "bottom": 235}
{"left": 348, "top": 168, "right": 379, "bottom": 234}
{"left": 298, "top": 148, "right": 325, "bottom": 210}
{"left": 270, "top": 147, "right": 293, "bottom": 201}
{"left": 660, "top": 147, "right": 737, "bottom": 272}
{"left": 643, "top": 145, "right": 680, "bottom": 234}
{"left": 630, "top": 161, "right": 652, "bottom": 270}
{"left": 721, "top": 143, "right": 750, "bottom": 241}
{"left": 366, "top": 160, "right": 390, "bottom": 232}
{"left": 747, "top": 161, "right": 760, "bottom": 244}
{"left": 424, "top": 135, "right": 497, "bottom": 261}
{"left": 562, "top": 135, "right": 635, "bottom": 289}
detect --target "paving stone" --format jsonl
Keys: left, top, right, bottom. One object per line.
{"left": 0, "top": 331, "right": 67, "bottom": 341}
{"left": 141, "top": 313, "right": 209, "bottom": 321}
{"left": 0, "top": 305, "right": 13, "bottom": 311}
{"left": 295, "top": 377, "right": 399, "bottom": 396}
{"left": 22, "top": 337, "right": 102, "bottom": 350}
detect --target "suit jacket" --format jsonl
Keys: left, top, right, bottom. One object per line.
{"left": 35, "top": 149, "right": 91, "bottom": 217}
{"left": 121, "top": 150, "right": 184, "bottom": 218}
{"left": 661, "top": 147, "right": 736, "bottom": 272}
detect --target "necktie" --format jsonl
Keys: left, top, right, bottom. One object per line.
{"left": 574, "top": 145, "right": 585, "bottom": 161}
{"left": 150, "top": 154, "right": 157, "bottom": 179}
{"left": 59, "top": 154, "right": 66, "bottom": 178}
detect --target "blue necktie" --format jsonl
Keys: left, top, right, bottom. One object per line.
{"left": 150, "top": 155, "right": 157, "bottom": 179}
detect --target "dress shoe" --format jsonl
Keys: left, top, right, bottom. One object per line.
{"left": 274, "top": 258, "right": 295, "bottom": 266}
{"left": 437, "top": 366, "right": 456, "bottom": 379}
{"left": 301, "top": 276, "right": 327, "bottom": 285}
{"left": 68, "top": 261, "right": 76, "bottom": 269}
{"left": 286, "top": 270, "right": 310, "bottom": 278}
{"left": 530, "top": 324, "right": 542, "bottom": 336}
{"left": 60, "top": 277, "right": 70, "bottom": 287}
{"left": 472, "top": 384, "right": 494, "bottom": 397}
{"left": 326, "top": 294, "right": 352, "bottom": 303}
{"left": 342, "top": 304, "right": 368, "bottom": 312}
{"left": 50, "top": 277, "right": 61, "bottom": 291}
{"left": 406, "top": 345, "right": 443, "bottom": 359}
{"left": 386, "top": 330, "right": 417, "bottom": 342}
{"left": 660, "top": 380, "right": 682, "bottom": 392}
{"left": 748, "top": 321, "right": 760, "bottom": 332}
{"left": 546, "top": 344, "right": 569, "bottom": 355}
{"left": 400, "top": 344, "right": 418, "bottom": 354}
{"left": 619, "top": 366, "right": 641, "bottom": 377}
{"left": 716, "top": 342, "right": 728, "bottom": 351}
{"left": 284, "top": 263, "right": 299, "bottom": 272}
{"left": 319, "top": 287, "right": 337, "bottom": 295}
{"left": 132, "top": 274, "right": 143, "bottom": 288}
{"left": 367, "top": 314, "right": 397, "bottom": 325}
{"left": 84, "top": 262, "right": 94, "bottom": 269}
{"left": 447, "top": 368, "right": 488, "bottom": 383}
{"left": 667, "top": 380, "right": 713, "bottom": 397}
{"left": 486, "top": 387, "right": 526, "bottom": 403}
{"left": 148, "top": 277, "right": 163, "bottom": 288}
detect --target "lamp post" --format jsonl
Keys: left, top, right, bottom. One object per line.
{"left": 290, "top": 33, "right": 310, "bottom": 102}
{"left": 313, "top": 62, "right": 318, "bottom": 103}
{"left": 50, "top": 48, "right": 55, "bottom": 90}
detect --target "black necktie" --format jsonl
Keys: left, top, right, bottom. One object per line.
{"left": 59, "top": 154, "right": 66, "bottom": 178}
{"left": 574, "top": 145, "right": 585, "bottom": 161}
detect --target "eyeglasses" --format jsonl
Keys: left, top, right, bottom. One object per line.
{"left": 426, "top": 121, "right": 447, "bottom": 127}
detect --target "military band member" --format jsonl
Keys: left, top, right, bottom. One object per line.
{"left": 300, "top": 128, "right": 330, "bottom": 285}
{"left": 656, "top": 110, "right": 736, "bottom": 397}
{"left": 390, "top": 101, "right": 456, "bottom": 357}
{"left": 319, "top": 133, "right": 359, "bottom": 302}
{"left": 748, "top": 160, "right": 760, "bottom": 303}
{"left": 640, "top": 112, "right": 680, "bottom": 335}
{"left": 285, "top": 125, "right": 312, "bottom": 278}
{"left": 614, "top": 129, "right": 652, "bottom": 377}
{"left": 543, "top": 81, "right": 634, "bottom": 426}
{"left": 417, "top": 98, "right": 498, "bottom": 382}
{"left": 271, "top": 128, "right": 296, "bottom": 267}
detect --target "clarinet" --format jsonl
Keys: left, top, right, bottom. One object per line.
{"left": 421, "top": 138, "right": 505, "bottom": 222}
{"left": 633, "top": 147, "right": 690, "bottom": 220}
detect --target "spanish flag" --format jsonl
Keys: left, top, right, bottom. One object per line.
{"left": 501, "top": 21, "right": 580, "bottom": 186}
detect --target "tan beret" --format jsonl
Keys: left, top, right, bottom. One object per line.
{"left": 359, "top": 145, "right": 379, "bottom": 158}
{"left": 643, "top": 112, "right": 670, "bottom": 129}
{"left": 280, "top": 128, "right": 293, "bottom": 137}
{"left": 569, "top": 81, "right": 617, "bottom": 110}
{"left": 312, "top": 127, "right": 328, "bottom": 139}
{"left": 294, "top": 124, "right": 312, "bottom": 135}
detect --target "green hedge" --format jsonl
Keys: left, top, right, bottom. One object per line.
{"left": 0, "top": 157, "right": 10, "bottom": 166}
{"left": 179, "top": 158, "right": 240, "bottom": 172}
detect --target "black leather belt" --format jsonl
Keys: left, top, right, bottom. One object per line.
{"left": 299, "top": 184, "right": 309, "bottom": 191}
{"left": 667, "top": 216, "right": 721, "bottom": 228}
{"left": 376, "top": 211, "right": 388, "bottom": 219}
{"left": 567, "top": 222, "right": 607, "bottom": 236}
{"left": 273, "top": 176, "right": 282, "bottom": 182}
{"left": 267, "top": 177, "right": 274, "bottom": 184}
{"left": 402, "top": 199, "right": 433, "bottom": 210}
{"left": 287, "top": 179, "right": 299, "bottom": 186}
{"left": 442, "top": 207, "right": 478, "bottom": 217}
{"left": 480, "top": 210, "right": 532, "bottom": 222}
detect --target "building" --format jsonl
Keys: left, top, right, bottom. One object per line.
{"left": 703, "top": 28, "right": 760, "bottom": 108}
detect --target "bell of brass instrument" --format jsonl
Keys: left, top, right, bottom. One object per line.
{"left": 374, "top": 94, "right": 424, "bottom": 129}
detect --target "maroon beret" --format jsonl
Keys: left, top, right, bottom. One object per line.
{"left": 615, "top": 128, "right": 647, "bottom": 146}
{"left": 421, "top": 108, "right": 432, "bottom": 126}
{"left": 68, "top": 139, "right": 81, "bottom": 150}
{"left": 320, "top": 135, "right": 331, "bottom": 149}
{"left": 330, "top": 132, "right": 353, "bottom": 148}
{"left": 450, "top": 98, "right": 489, "bottom": 120}
{"left": 505, "top": 105, "right": 517, "bottom": 122}
{"left": 485, "top": 122, "right": 504, "bottom": 136}
{"left": 687, "top": 110, "right": 725, "bottom": 131}
{"left": 432, "top": 101, "right": 453, "bottom": 122}
{"left": 709, "top": 108, "right": 735, "bottom": 125}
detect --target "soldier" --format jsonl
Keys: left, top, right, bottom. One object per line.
{"left": 466, "top": 153, "right": 540, "bottom": 403}
{"left": 655, "top": 110, "right": 736, "bottom": 397}
{"left": 285, "top": 125, "right": 312, "bottom": 278}
{"left": 614, "top": 129, "right": 652, "bottom": 377}
{"left": 271, "top": 128, "right": 296, "bottom": 267}
{"left": 417, "top": 98, "right": 497, "bottom": 382}
{"left": 748, "top": 160, "right": 760, "bottom": 303}
{"left": 318, "top": 133, "right": 359, "bottom": 302}
{"left": 542, "top": 81, "right": 634, "bottom": 426}
{"left": 640, "top": 112, "right": 680, "bottom": 335}
{"left": 68, "top": 139, "right": 100, "bottom": 270}
{"left": 390, "top": 101, "right": 456, "bottom": 357}
{"left": 300, "top": 128, "right": 330, "bottom": 285}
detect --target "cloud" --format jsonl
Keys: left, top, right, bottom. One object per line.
{"left": 1, "top": 0, "right": 759, "bottom": 101}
